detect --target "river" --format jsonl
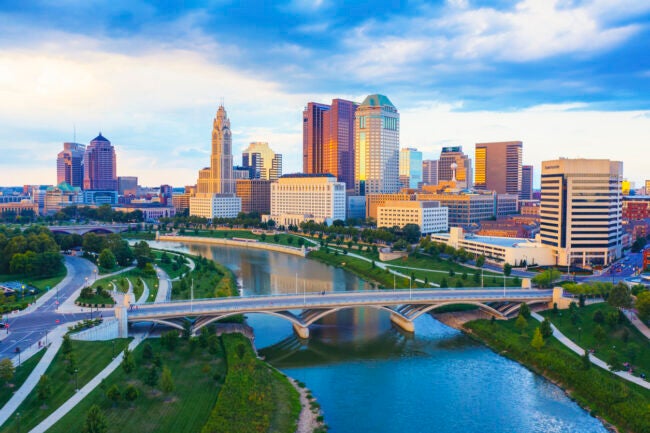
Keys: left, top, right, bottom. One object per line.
{"left": 148, "top": 240, "right": 608, "bottom": 433}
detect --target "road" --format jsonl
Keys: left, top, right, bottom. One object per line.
{"left": 0, "top": 256, "right": 109, "bottom": 360}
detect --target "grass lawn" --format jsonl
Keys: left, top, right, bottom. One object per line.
{"left": 76, "top": 293, "right": 115, "bottom": 306}
{"left": 466, "top": 316, "right": 650, "bottom": 433}
{"left": 0, "top": 339, "right": 130, "bottom": 432}
{"left": 0, "top": 268, "right": 67, "bottom": 312}
{"left": 183, "top": 229, "right": 307, "bottom": 249}
{"left": 172, "top": 256, "right": 237, "bottom": 300}
{"left": 152, "top": 250, "right": 189, "bottom": 280}
{"left": 0, "top": 349, "right": 46, "bottom": 407}
{"left": 201, "top": 334, "right": 300, "bottom": 433}
{"left": 541, "top": 303, "right": 650, "bottom": 377}
{"left": 121, "top": 232, "right": 156, "bottom": 240}
{"left": 47, "top": 338, "right": 226, "bottom": 433}
{"left": 98, "top": 264, "right": 127, "bottom": 275}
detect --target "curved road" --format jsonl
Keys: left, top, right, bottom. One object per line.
{"left": 0, "top": 256, "right": 109, "bottom": 360}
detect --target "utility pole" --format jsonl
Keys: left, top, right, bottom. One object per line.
{"left": 191, "top": 279, "right": 194, "bottom": 313}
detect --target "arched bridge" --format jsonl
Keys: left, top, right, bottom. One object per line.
{"left": 48, "top": 224, "right": 134, "bottom": 235}
{"left": 119, "top": 288, "right": 559, "bottom": 338}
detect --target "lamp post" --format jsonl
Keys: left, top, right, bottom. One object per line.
{"left": 16, "top": 412, "right": 20, "bottom": 433}
{"left": 112, "top": 340, "right": 116, "bottom": 359}
{"left": 74, "top": 368, "right": 79, "bottom": 392}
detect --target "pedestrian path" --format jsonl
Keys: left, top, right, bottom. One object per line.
{"left": 136, "top": 278, "right": 149, "bottom": 304}
{"left": 0, "top": 324, "right": 70, "bottom": 426}
{"left": 155, "top": 268, "right": 172, "bottom": 303}
{"left": 531, "top": 312, "right": 650, "bottom": 390}
{"left": 622, "top": 309, "right": 650, "bottom": 339}
{"left": 28, "top": 333, "right": 146, "bottom": 433}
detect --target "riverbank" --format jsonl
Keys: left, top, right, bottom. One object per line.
{"left": 157, "top": 234, "right": 308, "bottom": 257}
{"left": 463, "top": 315, "right": 650, "bottom": 433}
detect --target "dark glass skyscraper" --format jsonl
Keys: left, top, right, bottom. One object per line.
{"left": 83, "top": 133, "right": 117, "bottom": 191}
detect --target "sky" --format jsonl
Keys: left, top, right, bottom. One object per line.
{"left": 0, "top": 0, "right": 649, "bottom": 189}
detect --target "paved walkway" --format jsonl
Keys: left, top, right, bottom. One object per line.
{"left": 155, "top": 268, "right": 172, "bottom": 303}
{"left": 58, "top": 266, "right": 134, "bottom": 314}
{"left": 0, "top": 324, "right": 70, "bottom": 426}
{"left": 622, "top": 309, "right": 650, "bottom": 339}
{"left": 531, "top": 312, "right": 650, "bottom": 390}
{"left": 136, "top": 278, "right": 149, "bottom": 304}
{"left": 29, "top": 333, "right": 146, "bottom": 433}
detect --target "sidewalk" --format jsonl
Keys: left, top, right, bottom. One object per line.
{"left": 29, "top": 333, "right": 146, "bottom": 433}
{"left": 57, "top": 266, "right": 134, "bottom": 314}
{"left": 0, "top": 324, "right": 70, "bottom": 427}
{"left": 531, "top": 312, "right": 650, "bottom": 390}
{"left": 136, "top": 278, "right": 149, "bottom": 304}
{"left": 622, "top": 309, "right": 650, "bottom": 339}
{"left": 154, "top": 268, "right": 172, "bottom": 303}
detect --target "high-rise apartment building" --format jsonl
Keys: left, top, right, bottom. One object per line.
{"left": 57, "top": 142, "right": 85, "bottom": 188}
{"left": 355, "top": 94, "right": 400, "bottom": 196}
{"left": 521, "top": 165, "right": 533, "bottom": 201}
{"left": 323, "top": 99, "right": 358, "bottom": 190}
{"left": 242, "top": 142, "right": 282, "bottom": 181}
{"left": 474, "top": 141, "right": 522, "bottom": 195}
{"left": 83, "top": 133, "right": 117, "bottom": 191}
{"left": 303, "top": 99, "right": 358, "bottom": 190}
{"left": 399, "top": 148, "right": 423, "bottom": 189}
{"left": 303, "top": 102, "right": 330, "bottom": 174}
{"left": 540, "top": 158, "right": 623, "bottom": 267}
{"left": 196, "top": 105, "right": 235, "bottom": 195}
{"left": 438, "top": 147, "right": 472, "bottom": 188}
{"left": 422, "top": 160, "right": 438, "bottom": 186}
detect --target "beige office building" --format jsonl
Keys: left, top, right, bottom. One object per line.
{"left": 377, "top": 200, "right": 448, "bottom": 234}
{"left": 540, "top": 158, "right": 623, "bottom": 267}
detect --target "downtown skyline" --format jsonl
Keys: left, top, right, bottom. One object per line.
{"left": 0, "top": 1, "right": 649, "bottom": 187}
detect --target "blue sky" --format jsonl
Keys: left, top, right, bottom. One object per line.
{"left": 0, "top": 0, "right": 649, "bottom": 187}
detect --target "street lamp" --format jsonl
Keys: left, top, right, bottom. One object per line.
{"left": 16, "top": 412, "right": 20, "bottom": 433}
{"left": 74, "top": 368, "right": 79, "bottom": 392}
{"left": 112, "top": 340, "right": 116, "bottom": 359}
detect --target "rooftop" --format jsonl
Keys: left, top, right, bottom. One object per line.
{"left": 359, "top": 94, "right": 395, "bottom": 108}
{"left": 434, "top": 232, "right": 541, "bottom": 249}
{"left": 91, "top": 132, "right": 110, "bottom": 143}
{"left": 281, "top": 173, "right": 335, "bottom": 178}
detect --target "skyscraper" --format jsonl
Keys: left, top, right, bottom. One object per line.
{"left": 399, "top": 148, "right": 423, "bottom": 189}
{"left": 303, "top": 102, "right": 330, "bottom": 174}
{"left": 242, "top": 142, "right": 283, "bottom": 181}
{"left": 438, "top": 147, "right": 472, "bottom": 188}
{"left": 83, "top": 133, "right": 117, "bottom": 191}
{"left": 521, "top": 165, "right": 533, "bottom": 200}
{"left": 323, "top": 99, "right": 358, "bottom": 190}
{"left": 474, "top": 141, "right": 522, "bottom": 195}
{"left": 540, "top": 158, "right": 623, "bottom": 267}
{"left": 355, "top": 94, "right": 400, "bottom": 195}
{"left": 57, "top": 142, "right": 85, "bottom": 188}
{"left": 422, "top": 160, "right": 438, "bottom": 186}
{"left": 303, "top": 99, "right": 358, "bottom": 190}
{"left": 197, "top": 105, "right": 235, "bottom": 194}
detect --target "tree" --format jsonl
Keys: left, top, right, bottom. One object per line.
{"left": 402, "top": 224, "right": 421, "bottom": 244}
{"left": 161, "top": 330, "right": 179, "bottom": 351}
{"left": 0, "top": 358, "right": 15, "bottom": 384}
{"left": 142, "top": 343, "right": 154, "bottom": 361}
{"left": 540, "top": 318, "right": 553, "bottom": 339}
{"left": 439, "top": 278, "right": 448, "bottom": 288}
{"left": 531, "top": 327, "right": 545, "bottom": 350}
{"left": 532, "top": 269, "right": 562, "bottom": 288}
{"left": 98, "top": 249, "right": 116, "bottom": 270}
{"left": 608, "top": 283, "right": 632, "bottom": 309}
{"left": 593, "top": 325, "right": 606, "bottom": 343}
{"left": 519, "top": 303, "right": 531, "bottom": 319}
{"left": 82, "top": 405, "right": 108, "bottom": 433}
{"left": 636, "top": 291, "right": 650, "bottom": 320}
{"left": 124, "top": 384, "right": 139, "bottom": 403}
{"left": 161, "top": 366, "right": 175, "bottom": 393}
{"left": 106, "top": 384, "right": 121, "bottom": 406}
{"left": 582, "top": 350, "right": 591, "bottom": 370}
{"left": 503, "top": 263, "right": 512, "bottom": 277}
{"left": 61, "top": 334, "right": 73, "bottom": 355}
{"left": 37, "top": 374, "right": 51, "bottom": 402}
{"left": 515, "top": 314, "right": 527, "bottom": 333}
{"left": 121, "top": 347, "right": 135, "bottom": 374}
{"left": 144, "top": 366, "right": 159, "bottom": 388}
{"left": 476, "top": 255, "right": 486, "bottom": 268}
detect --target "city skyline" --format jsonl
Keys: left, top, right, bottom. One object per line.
{"left": 0, "top": 1, "right": 649, "bottom": 187}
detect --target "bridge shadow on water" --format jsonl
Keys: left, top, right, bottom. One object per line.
{"left": 259, "top": 313, "right": 479, "bottom": 369}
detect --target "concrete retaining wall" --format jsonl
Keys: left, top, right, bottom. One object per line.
{"left": 157, "top": 235, "right": 307, "bottom": 257}
{"left": 70, "top": 319, "right": 119, "bottom": 341}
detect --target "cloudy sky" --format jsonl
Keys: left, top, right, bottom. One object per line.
{"left": 1, "top": 0, "right": 649, "bottom": 188}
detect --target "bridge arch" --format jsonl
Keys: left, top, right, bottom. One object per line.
{"left": 301, "top": 305, "right": 405, "bottom": 326}
{"left": 192, "top": 310, "right": 304, "bottom": 334}
{"left": 403, "top": 301, "right": 508, "bottom": 320}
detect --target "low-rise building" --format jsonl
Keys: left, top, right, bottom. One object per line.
{"left": 623, "top": 196, "right": 650, "bottom": 220}
{"left": 190, "top": 193, "right": 242, "bottom": 219}
{"left": 365, "top": 193, "right": 416, "bottom": 220}
{"left": 431, "top": 227, "right": 554, "bottom": 266}
{"left": 496, "top": 194, "right": 518, "bottom": 218}
{"left": 172, "top": 193, "right": 191, "bottom": 214}
{"left": 269, "top": 174, "right": 346, "bottom": 226}
{"left": 113, "top": 205, "right": 176, "bottom": 221}
{"left": 44, "top": 182, "right": 83, "bottom": 214}
{"left": 415, "top": 191, "right": 494, "bottom": 227}
{"left": 0, "top": 200, "right": 39, "bottom": 218}
{"left": 377, "top": 200, "right": 448, "bottom": 234}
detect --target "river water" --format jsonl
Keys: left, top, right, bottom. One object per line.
{"left": 149, "top": 240, "right": 607, "bottom": 433}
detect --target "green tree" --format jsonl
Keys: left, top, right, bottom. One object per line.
{"left": 540, "top": 318, "right": 553, "bottom": 339}
{"left": 593, "top": 325, "right": 606, "bottom": 343}
{"left": 144, "top": 366, "right": 159, "bottom": 388}
{"left": 503, "top": 263, "right": 512, "bottom": 277}
{"left": 98, "top": 249, "right": 116, "bottom": 270}
{"left": 199, "top": 327, "right": 210, "bottom": 348}
{"left": 82, "top": 405, "right": 108, "bottom": 433}
{"left": 142, "top": 343, "right": 153, "bottom": 361}
{"left": 531, "top": 327, "right": 545, "bottom": 350}
{"left": 37, "top": 374, "right": 51, "bottom": 402}
{"left": 475, "top": 255, "right": 486, "bottom": 268}
{"left": 519, "top": 303, "right": 531, "bottom": 319}
{"left": 593, "top": 310, "right": 605, "bottom": 324}
{"left": 439, "top": 278, "right": 448, "bottom": 288}
{"left": 402, "top": 224, "right": 421, "bottom": 244}
{"left": 61, "top": 334, "right": 73, "bottom": 355}
{"left": 636, "top": 291, "right": 650, "bottom": 320}
{"left": 515, "top": 314, "right": 527, "bottom": 333}
{"left": 532, "top": 269, "right": 561, "bottom": 288}
{"left": 582, "top": 350, "right": 591, "bottom": 370}
{"left": 124, "top": 384, "right": 139, "bottom": 404}
{"left": 121, "top": 347, "right": 135, "bottom": 374}
{"left": 161, "top": 330, "right": 179, "bottom": 351}
{"left": 608, "top": 282, "right": 632, "bottom": 309}
{"left": 0, "top": 358, "right": 15, "bottom": 384}
{"left": 448, "top": 269, "right": 455, "bottom": 277}
{"left": 161, "top": 366, "right": 175, "bottom": 393}
{"left": 106, "top": 384, "right": 121, "bottom": 406}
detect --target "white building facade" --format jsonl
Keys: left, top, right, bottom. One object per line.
{"left": 270, "top": 174, "right": 346, "bottom": 226}
{"left": 378, "top": 200, "right": 448, "bottom": 234}
{"left": 190, "top": 194, "right": 241, "bottom": 219}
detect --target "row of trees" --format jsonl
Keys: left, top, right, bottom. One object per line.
{"left": 0, "top": 225, "right": 63, "bottom": 277}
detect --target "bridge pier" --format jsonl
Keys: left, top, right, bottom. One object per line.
{"left": 292, "top": 323, "right": 310, "bottom": 339}
{"left": 390, "top": 313, "right": 414, "bottom": 333}
{"left": 115, "top": 306, "right": 129, "bottom": 338}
